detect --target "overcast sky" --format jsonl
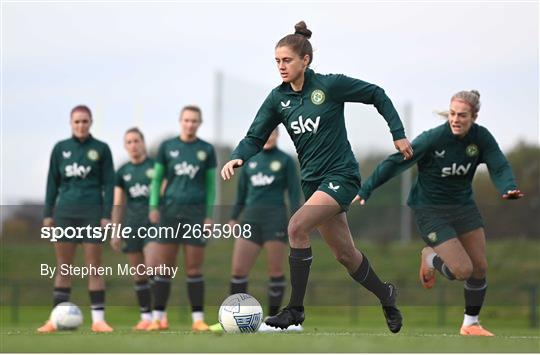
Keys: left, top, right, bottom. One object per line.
{"left": 1, "top": 1, "right": 538, "bottom": 203}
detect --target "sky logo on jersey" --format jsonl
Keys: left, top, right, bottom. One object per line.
{"left": 174, "top": 161, "right": 199, "bottom": 178}
{"left": 280, "top": 100, "right": 291, "bottom": 111}
{"left": 62, "top": 151, "right": 72, "bottom": 159}
{"left": 169, "top": 150, "right": 179, "bottom": 158}
{"left": 441, "top": 163, "right": 472, "bottom": 177}
{"left": 251, "top": 172, "right": 275, "bottom": 186}
{"left": 129, "top": 183, "right": 149, "bottom": 198}
{"left": 65, "top": 163, "right": 91, "bottom": 178}
{"left": 328, "top": 182, "right": 340, "bottom": 191}
{"left": 290, "top": 115, "right": 320, "bottom": 135}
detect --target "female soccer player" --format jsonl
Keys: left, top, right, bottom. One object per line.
{"left": 356, "top": 90, "right": 524, "bottom": 336}
{"left": 228, "top": 128, "right": 301, "bottom": 332}
{"left": 39, "top": 105, "right": 114, "bottom": 333}
{"left": 147, "top": 105, "right": 217, "bottom": 331}
{"left": 221, "top": 22, "right": 412, "bottom": 333}
{"left": 110, "top": 128, "right": 155, "bottom": 330}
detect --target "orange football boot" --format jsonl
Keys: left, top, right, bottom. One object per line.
{"left": 91, "top": 321, "right": 114, "bottom": 332}
{"left": 460, "top": 323, "right": 494, "bottom": 336}
{"left": 133, "top": 319, "right": 152, "bottom": 330}
{"left": 191, "top": 320, "right": 209, "bottom": 332}
{"left": 37, "top": 320, "right": 56, "bottom": 333}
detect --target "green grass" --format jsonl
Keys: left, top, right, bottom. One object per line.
{"left": 2, "top": 239, "right": 539, "bottom": 307}
{"left": 1, "top": 239, "right": 539, "bottom": 352}
{"left": 1, "top": 306, "right": 539, "bottom": 353}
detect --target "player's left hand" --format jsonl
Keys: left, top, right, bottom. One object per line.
{"left": 394, "top": 138, "right": 413, "bottom": 160}
{"left": 502, "top": 189, "right": 524, "bottom": 200}
{"left": 221, "top": 159, "right": 244, "bottom": 180}
{"left": 100, "top": 218, "right": 111, "bottom": 228}
{"left": 204, "top": 218, "right": 213, "bottom": 226}
{"left": 351, "top": 195, "right": 366, "bottom": 206}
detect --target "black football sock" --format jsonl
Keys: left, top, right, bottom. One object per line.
{"left": 134, "top": 280, "right": 152, "bottom": 314}
{"left": 53, "top": 287, "right": 71, "bottom": 308}
{"left": 350, "top": 254, "right": 391, "bottom": 303}
{"left": 186, "top": 274, "right": 205, "bottom": 313}
{"left": 152, "top": 275, "right": 171, "bottom": 311}
{"left": 464, "top": 277, "right": 487, "bottom": 316}
{"left": 230, "top": 275, "right": 248, "bottom": 295}
{"left": 268, "top": 275, "right": 286, "bottom": 316}
{"left": 286, "top": 247, "right": 312, "bottom": 312}
{"left": 433, "top": 255, "right": 456, "bottom": 280}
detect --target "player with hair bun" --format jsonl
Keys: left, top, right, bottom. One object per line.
{"left": 222, "top": 21, "right": 411, "bottom": 333}
{"left": 357, "top": 90, "right": 524, "bottom": 336}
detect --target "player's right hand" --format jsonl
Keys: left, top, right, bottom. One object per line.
{"left": 394, "top": 138, "right": 413, "bottom": 160}
{"left": 351, "top": 195, "right": 366, "bottom": 206}
{"left": 149, "top": 209, "right": 160, "bottom": 224}
{"left": 221, "top": 159, "right": 243, "bottom": 180}
{"left": 110, "top": 236, "right": 122, "bottom": 252}
{"left": 502, "top": 189, "right": 524, "bottom": 200}
{"left": 228, "top": 219, "right": 239, "bottom": 228}
{"left": 43, "top": 217, "right": 54, "bottom": 227}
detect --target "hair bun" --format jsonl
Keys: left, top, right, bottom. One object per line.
{"left": 470, "top": 90, "right": 481, "bottom": 98}
{"left": 294, "top": 21, "right": 312, "bottom": 39}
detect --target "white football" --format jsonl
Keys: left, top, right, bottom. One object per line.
{"left": 218, "top": 293, "right": 263, "bottom": 333}
{"left": 50, "top": 302, "right": 83, "bottom": 330}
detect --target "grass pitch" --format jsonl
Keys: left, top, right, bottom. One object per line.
{"left": 1, "top": 240, "right": 538, "bottom": 352}
{"left": 1, "top": 306, "right": 539, "bottom": 353}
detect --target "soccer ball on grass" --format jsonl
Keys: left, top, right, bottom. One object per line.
{"left": 218, "top": 293, "right": 263, "bottom": 333}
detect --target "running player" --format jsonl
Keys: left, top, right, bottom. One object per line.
{"left": 219, "top": 128, "right": 301, "bottom": 332}
{"left": 147, "top": 105, "right": 217, "bottom": 331}
{"left": 38, "top": 105, "right": 114, "bottom": 333}
{"left": 110, "top": 127, "right": 155, "bottom": 330}
{"left": 221, "top": 22, "right": 412, "bottom": 333}
{"left": 356, "top": 90, "right": 524, "bottom": 336}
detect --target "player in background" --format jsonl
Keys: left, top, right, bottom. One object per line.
{"left": 147, "top": 105, "right": 217, "bottom": 331}
{"left": 221, "top": 21, "right": 412, "bottom": 333}
{"left": 110, "top": 128, "right": 155, "bottom": 330}
{"left": 356, "top": 90, "right": 524, "bottom": 336}
{"left": 211, "top": 128, "right": 302, "bottom": 332}
{"left": 39, "top": 105, "right": 114, "bottom": 333}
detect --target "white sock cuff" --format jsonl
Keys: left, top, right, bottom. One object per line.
{"left": 192, "top": 311, "right": 204, "bottom": 322}
{"left": 91, "top": 309, "right": 105, "bottom": 323}
{"left": 426, "top": 252, "right": 436, "bottom": 269}
{"left": 463, "top": 314, "right": 479, "bottom": 327}
{"left": 152, "top": 310, "right": 165, "bottom": 321}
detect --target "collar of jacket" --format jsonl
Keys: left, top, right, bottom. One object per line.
{"left": 278, "top": 68, "right": 314, "bottom": 94}
{"left": 445, "top": 121, "right": 477, "bottom": 142}
{"left": 71, "top": 134, "right": 94, "bottom": 144}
